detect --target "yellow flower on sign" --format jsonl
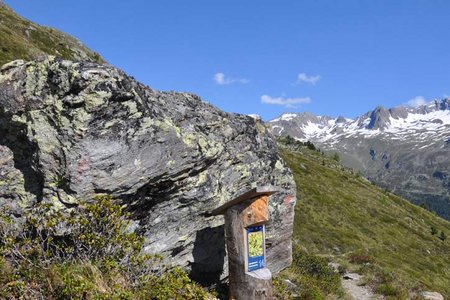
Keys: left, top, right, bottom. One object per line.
{"left": 248, "top": 231, "right": 263, "bottom": 257}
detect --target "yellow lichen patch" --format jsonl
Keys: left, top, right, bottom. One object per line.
{"left": 181, "top": 132, "right": 197, "bottom": 147}
{"left": 134, "top": 118, "right": 180, "bottom": 137}
{"left": 256, "top": 121, "right": 266, "bottom": 134}
{"left": 157, "top": 118, "right": 177, "bottom": 132}
{"left": 195, "top": 172, "right": 208, "bottom": 187}
{"left": 0, "top": 60, "right": 25, "bottom": 82}
{"left": 59, "top": 193, "right": 77, "bottom": 205}
{"left": 11, "top": 114, "right": 27, "bottom": 124}
{"left": 178, "top": 235, "right": 188, "bottom": 242}
{"left": 197, "top": 136, "right": 223, "bottom": 159}
{"left": 275, "top": 160, "right": 284, "bottom": 171}
{"left": 121, "top": 100, "right": 139, "bottom": 116}
{"left": 84, "top": 91, "right": 110, "bottom": 111}
{"left": 134, "top": 159, "right": 141, "bottom": 168}
{"left": 72, "top": 109, "right": 91, "bottom": 135}
{"left": 49, "top": 196, "right": 66, "bottom": 210}
{"left": 104, "top": 120, "right": 117, "bottom": 129}
{"left": 167, "top": 160, "right": 176, "bottom": 168}
{"left": 139, "top": 117, "right": 154, "bottom": 130}
{"left": 59, "top": 115, "right": 71, "bottom": 128}
{"left": 24, "top": 62, "right": 47, "bottom": 97}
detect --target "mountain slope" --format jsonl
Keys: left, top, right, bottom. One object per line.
{"left": 279, "top": 139, "right": 450, "bottom": 297}
{"left": 270, "top": 99, "right": 450, "bottom": 220}
{"left": 0, "top": 1, "right": 103, "bottom": 65}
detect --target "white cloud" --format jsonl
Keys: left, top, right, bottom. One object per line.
{"left": 213, "top": 72, "right": 249, "bottom": 85}
{"left": 296, "top": 73, "right": 321, "bottom": 85}
{"left": 407, "top": 96, "right": 427, "bottom": 107}
{"left": 261, "top": 94, "right": 311, "bottom": 108}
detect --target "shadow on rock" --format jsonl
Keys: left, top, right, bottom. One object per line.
{"left": 189, "top": 225, "right": 226, "bottom": 288}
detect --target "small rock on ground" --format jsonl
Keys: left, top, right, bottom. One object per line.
{"left": 420, "top": 291, "right": 444, "bottom": 300}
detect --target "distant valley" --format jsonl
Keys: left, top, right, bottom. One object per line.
{"left": 269, "top": 99, "right": 450, "bottom": 220}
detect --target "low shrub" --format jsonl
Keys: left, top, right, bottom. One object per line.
{"left": 376, "top": 283, "right": 399, "bottom": 296}
{"left": 348, "top": 249, "right": 374, "bottom": 265}
{"left": 0, "top": 196, "right": 212, "bottom": 299}
{"left": 279, "top": 246, "right": 343, "bottom": 299}
{"left": 273, "top": 277, "right": 294, "bottom": 299}
{"left": 138, "top": 268, "right": 211, "bottom": 300}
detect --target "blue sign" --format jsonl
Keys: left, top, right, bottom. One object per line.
{"left": 247, "top": 225, "right": 265, "bottom": 272}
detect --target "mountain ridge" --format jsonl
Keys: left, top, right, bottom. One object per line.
{"left": 270, "top": 98, "right": 450, "bottom": 137}
{"left": 269, "top": 99, "right": 450, "bottom": 220}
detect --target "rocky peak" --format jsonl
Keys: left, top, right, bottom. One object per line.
{"left": 437, "top": 98, "right": 450, "bottom": 110}
{"left": 366, "top": 106, "right": 390, "bottom": 130}
{"left": 336, "top": 116, "right": 347, "bottom": 123}
{"left": 0, "top": 57, "right": 297, "bottom": 283}
{"left": 389, "top": 106, "right": 409, "bottom": 119}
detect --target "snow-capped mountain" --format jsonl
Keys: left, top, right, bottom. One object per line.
{"left": 269, "top": 98, "right": 450, "bottom": 220}
{"left": 270, "top": 99, "right": 450, "bottom": 148}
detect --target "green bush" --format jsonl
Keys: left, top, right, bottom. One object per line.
{"left": 431, "top": 226, "right": 438, "bottom": 235}
{"left": 332, "top": 153, "right": 340, "bottom": 162}
{"left": 0, "top": 196, "right": 212, "bottom": 299}
{"left": 305, "top": 141, "right": 316, "bottom": 151}
{"left": 348, "top": 249, "right": 374, "bottom": 265}
{"left": 376, "top": 283, "right": 399, "bottom": 296}
{"left": 280, "top": 246, "right": 343, "bottom": 299}
{"left": 301, "top": 285, "right": 324, "bottom": 300}
{"left": 139, "top": 268, "right": 211, "bottom": 300}
{"left": 273, "top": 277, "right": 294, "bottom": 299}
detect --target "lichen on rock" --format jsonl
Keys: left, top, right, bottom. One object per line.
{"left": 0, "top": 56, "right": 296, "bottom": 283}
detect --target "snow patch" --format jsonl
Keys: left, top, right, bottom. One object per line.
{"left": 247, "top": 114, "right": 261, "bottom": 120}
{"left": 270, "top": 113, "right": 299, "bottom": 122}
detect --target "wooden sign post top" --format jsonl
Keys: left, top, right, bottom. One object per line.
{"left": 212, "top": 186, "right": 277, "bottom": 300}
{"left": 211, "top": 186, "right": 276, "bottom": 216}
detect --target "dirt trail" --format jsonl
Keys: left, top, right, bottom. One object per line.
{"left": 341, "top": 273, "right": 379, "bottom": 300}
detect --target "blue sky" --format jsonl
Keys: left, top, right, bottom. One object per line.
{"left": 5, "top": 0, "right": 450, "bottom": 120}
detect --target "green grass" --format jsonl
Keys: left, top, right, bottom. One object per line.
{"left": 0, "top": 4, "right": 103, "bottom": 66}
{"left": 279, "top": 141, "right": 450, "bottom": 298}
{"left": 279, "top": 246, "right": 343, "bottom": 299}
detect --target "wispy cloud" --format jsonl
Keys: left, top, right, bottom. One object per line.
{"left": 213, "top": 72, "right": 249, "bottom": 85}
{"left": 296, "top": 73, "right": 321, "bottom": 85}
{"left": 261, "top": 94, "right": 311, "bottom": 108}
{"left": 407, "top": 96, "right": 427, "bottom": 107}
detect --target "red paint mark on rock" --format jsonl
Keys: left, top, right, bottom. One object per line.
{"left": 75, "top": 156, "right": 90, "bottom": 181}
{"left": 283, "top": 194, "right": 294, "bottom": 205}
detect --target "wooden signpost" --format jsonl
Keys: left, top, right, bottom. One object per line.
{"left": 211, "top": 186, "right": 277, "bottom": 300}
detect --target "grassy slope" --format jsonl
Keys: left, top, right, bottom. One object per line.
{"left": 0, "top": 3, "right": 103, "bottom": 66}
{"left": 280, "top": 143, "right": 450, "bottom": 297}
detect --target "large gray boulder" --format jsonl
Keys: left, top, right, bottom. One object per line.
{"left": 0, "top": 57, "right": 296, "bottom": 284}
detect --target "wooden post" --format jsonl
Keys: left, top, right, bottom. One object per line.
{"left": 211, "top": 187, "right": 277, "bottom": 300}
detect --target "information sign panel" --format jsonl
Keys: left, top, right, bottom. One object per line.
{"left": 246, "top": 225, "right": 265, "bottom": 272}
